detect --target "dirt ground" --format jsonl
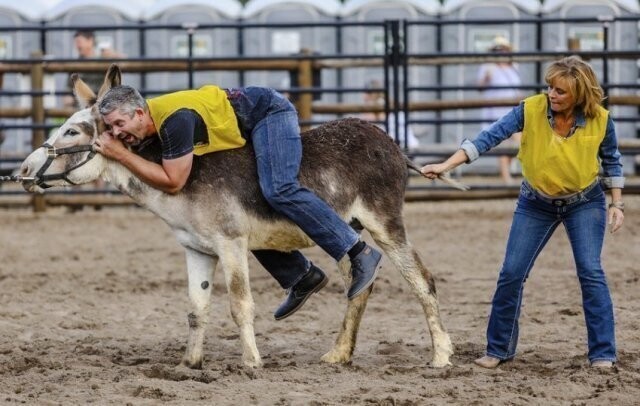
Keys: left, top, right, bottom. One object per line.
{"left": 1, "top": 196, "right": 639, "bottom": 405}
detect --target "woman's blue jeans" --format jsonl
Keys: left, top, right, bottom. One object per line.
{"left": 226, "top": 87, "right": 359, "bottom": 288}
{"left": 485, "top": 181, "right": 616, "bottom": 363}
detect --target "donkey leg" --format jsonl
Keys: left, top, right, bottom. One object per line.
{"left": 379, "top": 238, "right": 453, "bottom": 367}
{"left": 219, "top": 240, "right": 262, "bottom": 368}
{"left": 181, "top": 247, "right": 217, "bottom": 369}
{"left": 321, "top": 256, "right": 372, "bottom": 364}
{"left": 362, "top": 213, "right": 452, "bottom": 368}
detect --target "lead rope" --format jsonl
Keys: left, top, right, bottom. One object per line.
{"left": 0, "top": 175, "right": 36, "bottom": 182}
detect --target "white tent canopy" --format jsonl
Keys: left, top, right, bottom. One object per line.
{"left": 443, "top": 0, "right": 541, "bottom": 14}
{"left": 341, "top": 0, "right": 441, "bottom": 17}
{"left": 43, "top": 0, "right": 153, "bottom": 21}
{"left": 243, "top": 0, "right": 342, "bottom": 19}
{"left": 542, "top": 0, "right": 639, "bottom": 14}
{"left": 142, "top": 0, "right": 243, "bottom": 20}
{"left": 0, "top": 0, "right": 58, "bottom": 20}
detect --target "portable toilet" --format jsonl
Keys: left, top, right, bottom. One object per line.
{"left": 142, "top": 0, "right": 243, "bottom": 93}
{"left": 0, "top": 0, "right": 45, "bottom": 61}
{"left": 0, "top": 0, "right": 52, "bottom": 156}
{"left": 541, "top": 0, "right": 639, "bottom": 174}
{"left": 241, "top": 0, "right": 341, "bottom": 107}
{"left": 440, "top": 0, "right": 540, "bottom": 157}
{"left": 340, "top": 0, "right": 441, "bottom": 145}
{"left": 42, "top": 0, "right": 150, "bottom": 104}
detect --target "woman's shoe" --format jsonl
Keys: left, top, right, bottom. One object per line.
{"left": 591, "top": 360, "right": 614, "bottom": 369}
{"left": 474, "top": 355, "right": 501, "bottom": 369}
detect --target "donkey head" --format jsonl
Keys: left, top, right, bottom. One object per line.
{"left": 20, "top": 64, "right": 122, "bottom": 192}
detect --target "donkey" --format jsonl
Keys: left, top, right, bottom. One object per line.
{"left": 19, "top": 65, "right": 454, "bottom": 369}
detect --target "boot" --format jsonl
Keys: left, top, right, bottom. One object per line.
{"left": 347, "top": 244, "right": 382, "bottom": 299}
{"left": 274, "top": 264, "right": 328, "bottom": 320}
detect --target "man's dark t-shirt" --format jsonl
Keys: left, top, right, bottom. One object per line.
{"left": 158, "top": 109, "right": 208, "bottom": 160}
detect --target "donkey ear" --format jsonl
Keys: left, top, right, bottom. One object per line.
{"left": 96, "top": 64, "right": 122, "bottom": 100}
{"left": 71, "top": 73, "right": 97, "bottom": 109}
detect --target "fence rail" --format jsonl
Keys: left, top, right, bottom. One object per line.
{"left": 1, "top": 17, "right": 640, "bottom": 210}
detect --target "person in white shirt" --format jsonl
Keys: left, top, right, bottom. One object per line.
{"left": 477, "top": 36, "right": 522, "bottom": 184}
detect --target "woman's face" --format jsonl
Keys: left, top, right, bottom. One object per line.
{"left": 547, "top": 77, "right": 576, "bottom": 115}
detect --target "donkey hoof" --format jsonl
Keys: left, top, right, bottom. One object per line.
{"left": 321, "top": 350, "right": 351, "bottom": 364}
{"left": 242, "top": 357, "right": 263, "bottom": 369}
{"left": 429, "top": 357, "right": 452, "bottom": 368}
{"left": 180, "top": 358, "right": 203, "bottom": 370}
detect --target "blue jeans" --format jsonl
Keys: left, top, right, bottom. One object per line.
{"left": 226, "top": 87, "right": 359, "bottom": 288}
{"left": 486, "top": 180, "right": 616, "bottom": 363}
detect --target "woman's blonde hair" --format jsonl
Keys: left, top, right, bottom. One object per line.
{"left": 544, "top": 55, "right": 605, "bottom": 118}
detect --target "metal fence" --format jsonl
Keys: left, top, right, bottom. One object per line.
{"left": 1, "top": 16, "right": 640, "bottom": 208}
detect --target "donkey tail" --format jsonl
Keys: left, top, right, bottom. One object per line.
{"left": 405, "top": 156, "right": 469, "bottom": 191}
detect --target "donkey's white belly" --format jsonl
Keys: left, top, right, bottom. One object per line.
{"left": 162, "top": 205, "right": 316, "bottom": 256}
{"left": 246, "top": 218, "right": 316, "bottom": 251}
{"left": 171, "top": 217, "right": 316, "bottom": 254}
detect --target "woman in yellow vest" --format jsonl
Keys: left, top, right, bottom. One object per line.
{"left": 421, "top": 56, "right": 624, "bottom": 369}
{"left": 94, "top": 85, "right": 383, "bottom": 321}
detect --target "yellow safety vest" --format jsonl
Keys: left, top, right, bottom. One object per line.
{"left": 518, "top": 94, "right": 608, "bottom": 195}
{"left": 147, "top": 85, "right": 245, "bottom": 156}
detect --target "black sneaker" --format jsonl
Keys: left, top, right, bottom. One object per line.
{"left": 347, "top": 244, "right": 382, "bottom": 299}
{"left": 274, "top": 264, "right": 328, "bottom": 321}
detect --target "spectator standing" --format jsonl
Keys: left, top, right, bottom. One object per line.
{"left": 65, "top": 31, "right": 123, "bottom": 107}
{"left": 477, "top": 36, "right": 522, "bottom": 184}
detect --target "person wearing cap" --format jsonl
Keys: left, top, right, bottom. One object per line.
{"left": 477, "top": 36, "right": 522, "bottom": 184}
{"left": 421, "top": 56, "right": 624, "bottom": 369}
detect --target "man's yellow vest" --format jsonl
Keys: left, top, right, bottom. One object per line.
{"left": 518, "top": 94, "right": 608, "bottom": 195}
{"left": 147, "top": 85, "right": 245, "bottom": 156}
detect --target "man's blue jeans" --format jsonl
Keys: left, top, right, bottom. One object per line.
{"left": 227, "top": 87, "right": 359, "bottom": 288}
{"left": 486, "top": 181, "right": 616, "bottom": 363}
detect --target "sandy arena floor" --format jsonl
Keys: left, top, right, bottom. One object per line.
{"left": 1, "top": 197, "right": 639, "bottom": 405}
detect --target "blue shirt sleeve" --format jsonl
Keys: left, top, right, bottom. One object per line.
{"left": 460, "top": 102, "right": 525, "bottom": 162}
{"left": 599, "top": 116, "right": 625, "bottom": 189}
{"left": 159, "top": 109, "right": 197, "bottom": 160}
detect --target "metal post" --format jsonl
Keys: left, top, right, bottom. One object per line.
{"left": 335, "top": 16, "right": 343, "bottom": 104}
{"left": 39, "top": 21, "right": 47, "bottom": 54}
{"left": 188, "top": 28, "right": 194, "bottom": 89}
{"left": 139, "top": 22, "right": 147, "bottom": 96}
{"left": 401, "top": 20, "right": 409, "bottom": 149}
{"left": 383, "top": 22, "right": 390, "bottom": 131}
{"left": 535, "top": 14, "right": 543, "bottom": 90}
{"left": 600, "top": 17, "right": 611, "bottom": 108}
{"left": 435, "top": 17, "right": 443, "bottom": 143}
{"left": 389, "top": 20, "right": 401, "bottom": 147}
{"left": 237, "top": 22, "right": 245, "bottom": 87}
{"left": 30, "top": 52, "right": 46, "bottom": 212}
{"left": 183, "top": 22, "right": 198, "bottom": 89}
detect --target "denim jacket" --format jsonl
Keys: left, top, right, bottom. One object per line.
{"left": 460, "top": 98, "right": 625, "bottom": 189}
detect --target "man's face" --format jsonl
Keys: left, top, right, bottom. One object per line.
{"left": 102, "top": 109, "right": 147, "bottom": 146}
{"left": 74, "top": 35, "right": 95, "bottom": 58}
